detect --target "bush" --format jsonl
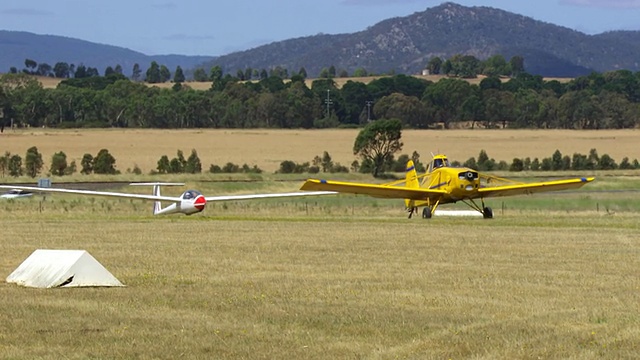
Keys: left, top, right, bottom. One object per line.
{"left": 81, "top": 153, "right": 94, "bottom": 174}
{"left": 93, "top": 149, "right": 118, "bottom": 174}
{"left": 277, "top": 160, "right": 296, "bottom": 174}
{"left": 156, "top": 155, "right": 171, "bottom": 173}
{"left": 509, "top": 158, "right": 524, "bottom": 172}
{"left": 50, "top": 151, "right": 68, "bottom": 176}
{"left": 185, "top": 149, "right": 202, "bottom": 174}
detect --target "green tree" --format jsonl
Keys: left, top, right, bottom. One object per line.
{"left": 374, "top": 93, "right": 430, "bottom": 128}
{"left": 81, "top": 153, "right": 93, "bottom": 174}
{"left": 93, "top": 149, "right": 117, "bottom": 174}
{"left": 193, "top": 68, "right": 208, "bottom": 82}
{"left": 50, "top": 151, "right": 68, "bottom": 176}
{"left": 145, "top": 61, "right": 161, "bottom": 83}
{"left": 353, "top": 118, "right": 403, "bottom": 177}
{"left": 0, "top": 151, "right": 10, "bottom": 177}
{"left": 509, "top": 56, "right": 525, "bottom": 76}
{"left": 24, "top": 146, "right": 43, "bottom": 178}
{"left": 159, "top": 65, "right": 171, "bottom": 83}
{"left": 173, "top": 66, "right": 185, "bottom": 83}
{"left": 8, "top": 154, "right": 22, "bottom": 177}
{"left": 353, "top": 67, "right": 368, "bottom": 77}
{"left": 510, "top": 158, "right": 524, "bottom": 172}
{"left": 321, "top": 151, "right": 333, "bottom": 173}
{"left": 156, "top": 155, "right": 171, "bottom": 174}
{"left": 426, "top": 57, "right": 443, "bottom": 75}
{"left": 551, "top": 150, "right": 563, "bottom": 171}
{"left": 185, "top": 149, "right": 202, "bottom": 174}
{"left": 53, "top": 62, "right": 71, "bottom": 78}
{"left": 209, "top": 65, "right": 223, "bottom": 82}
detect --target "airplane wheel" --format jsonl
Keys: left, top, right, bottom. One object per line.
{"left": 422, "top": 207, "right": 432, "bottom": 219}
{"left": 483, "top": 206, "right": 493, "bottom": 219}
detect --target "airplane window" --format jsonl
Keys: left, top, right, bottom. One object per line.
{"left": 183, "top": 190, "right": 201, "bottom": 200}
{"left": 434, "top": 159, "right": 443, "bottom": 168}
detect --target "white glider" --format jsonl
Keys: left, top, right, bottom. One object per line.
{"left": 0, "top": 183, "right": 335, "bottom": 215}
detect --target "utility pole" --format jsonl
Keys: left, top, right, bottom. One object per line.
{"left": 366, "top": 101, "right": 373, "bottom": 122}
{"left": 325, "top": 89, "right": 333, "bottom": 118}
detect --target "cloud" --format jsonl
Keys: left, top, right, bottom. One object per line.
{"left": 163, "top": 34, "right": 216, "bottom": 41}
{"left": 559, "top": 0, "right": 640, "bottom": 8}
{"left": 0, "top": 8, "right": 53, "bottom": 16}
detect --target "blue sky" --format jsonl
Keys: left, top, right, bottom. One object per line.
{"left": 1, "top": 0, "right": 640, "bottom": 56}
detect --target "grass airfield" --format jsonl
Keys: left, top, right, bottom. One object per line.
{"left": 2, "top": 180, "right": 640, "bottom": 359}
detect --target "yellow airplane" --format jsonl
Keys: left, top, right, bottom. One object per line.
{"left": 300, "top": 154, "right": 594, "bottom": 219}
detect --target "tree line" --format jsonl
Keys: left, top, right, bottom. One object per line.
{"left": 1, "top": 60, "right": 640, "bottom": 130}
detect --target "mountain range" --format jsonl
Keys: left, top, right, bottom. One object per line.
{"left": 1, "top": 2, "right": 640, "bottom": 78}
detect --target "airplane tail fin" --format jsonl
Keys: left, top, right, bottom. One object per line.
{"left": 152, "top": 184, "right": 161, "bottom": 215}
{"left": 404, "top": 160, "right": 419, "bottom": 211}
{"left": 129, "top": 182, "right": 184, "bottom": 215}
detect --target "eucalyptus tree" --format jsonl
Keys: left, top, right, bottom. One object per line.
{"left": 422, "top": 78, "right": 476, "bottom": 129}
{"left": 340, "top": 80, "right": 370, "bottom": 125}
{"left": 353, "top": 118, "right": 403, "bottom": 177}
{"left": 145, "top": 61, "right": 161, "bottom": 83}
{"left": 373, "top": 93, "right": 430, "bottom": 129}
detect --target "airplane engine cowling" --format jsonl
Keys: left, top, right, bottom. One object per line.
{"left": 180, "top": 195, "right": 207, "bottom": 215}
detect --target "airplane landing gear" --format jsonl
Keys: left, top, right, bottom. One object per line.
{"left": 483, "top": 206, "right": 493, "bottom": 219}
{"left": 422, "top": 206, "right": 432, "bottom": 219}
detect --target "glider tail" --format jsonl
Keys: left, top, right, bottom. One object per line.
{"left": 152, "top": 184, "right": 161, "bottom": 215}
{"left": 404, "top": 160, "right": 419, "bottom": 210}
{"left": 129, "top": 182, "right": 185, "bottom": 215}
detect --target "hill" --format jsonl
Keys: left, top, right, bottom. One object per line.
{"left": 2, "top": 3, "right": 640, "bottom": 78}
{"left": 0, "top": 30, "right": 215, "bottom": 76}
{"left": 203, "top": 2, "right": 640, "bottom": 77}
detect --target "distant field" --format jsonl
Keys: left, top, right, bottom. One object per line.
{"left": 36, "top": 74, "right": 574, "bottom": 90}
{"left": 1, "top": 128, "right": 639, "bottom": 175}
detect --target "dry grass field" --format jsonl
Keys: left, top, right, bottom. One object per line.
{"left": 37, "top": 74, "right": 573, "bottom": 91}
{"left": 1, "top": 202, "right": 640, "bottom": 359}
{"left": 1, "top": 127, "right": 640, "bottom": 358}
{"left": 2, "top": 128, "right": 640, "bottom": 175}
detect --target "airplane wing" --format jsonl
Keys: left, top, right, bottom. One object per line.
{"left": 300, "top": 179, "right": 447, "bottom": 200}
{"left": 205, "top": 191, "right": 336, "bottom": 202}
{"left": 477, "top": 177, "right": 594, "bottom": 198}
{"left": 0, "top": 185, "right": 179, "bottom": 202}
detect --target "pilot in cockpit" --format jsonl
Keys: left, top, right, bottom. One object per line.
{"left": 183, "top": 191, "right": 195, "bottom": 200}
{"left": 433, "top": 158, "right": 446, "bottom": 169}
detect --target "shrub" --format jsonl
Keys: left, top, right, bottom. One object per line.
{"left": 81, "top": 153, "right": 94, "bottom": 174}
{"left": 50, "top": 151, "right": 68, "bottom": 176}
{"left": 509, "top": 158, "right": 524, "bottom": 172}
{"left": 185, "top": 149, "right": 202, "bottom": 174}
{"left": 93, "top": 149, "right": 118, "bottom": 174}
{"left": 157, "top": 155, "right": 171, "bottom": 174}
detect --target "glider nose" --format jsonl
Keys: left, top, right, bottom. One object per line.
{"left": 194, "top": 195, "right": 206, "bottom": 212}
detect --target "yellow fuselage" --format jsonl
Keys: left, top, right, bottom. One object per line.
{"left": 413, "top": 166, "right": 480, "bottom": 206}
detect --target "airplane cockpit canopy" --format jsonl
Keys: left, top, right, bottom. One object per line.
{"left": 429, "top": 156, "right": 450, "bottom": 172}
{"left": 182, "top": 190, "right": 202, "bottom": 200}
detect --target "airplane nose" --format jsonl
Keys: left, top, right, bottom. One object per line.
{"left": 194, "top": 196, "right": 206, "bottom": 212}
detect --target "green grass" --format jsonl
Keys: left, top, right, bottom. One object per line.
{"left": 2, "top": 177, "right": 640, "bottom": 359}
